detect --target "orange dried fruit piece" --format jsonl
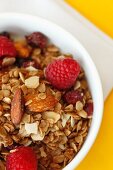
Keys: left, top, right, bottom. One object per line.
{"left": 14, "top": 41, "right": 31, "bottom": 58}
{"left": 25, "top": 91, "right": 58, "bottom": 112}
{"left": 11, "top": 88, "right": 24, "bottom": 125}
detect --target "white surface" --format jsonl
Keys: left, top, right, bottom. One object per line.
{"left": 0, "top": 13, "right": 103, "bottom": 170}
{"left": 0, "top": 0, "right": 112, "bottom": 98}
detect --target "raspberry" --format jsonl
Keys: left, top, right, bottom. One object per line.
{"left": 64, "top": 90, "right": 83, "bottom": 104}
{"left": 6, "top": 146, "right": 37, "bottom": 170}
{"left": 84, "top": 102, "right": 93, "bottom": 116}
{"left": 45, "top": 58, "right": 80, "bottom": 90}
{"left": 26, "top": 32, "right": 48, "bottom": 48}
{"left": 0, "top": 36, "right": 16, "bottom": 57}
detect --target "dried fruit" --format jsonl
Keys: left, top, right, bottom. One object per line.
{"left": 64, "top": 90, "right": 83, "bottom": 104}
{"left": 0, "top": 36, "right": 16, "bottom": 57}
{"left": 45, "top": 58, "right": 80, "bottom": 90}
{"left": 22, "top": 60, "right": 40, "bottom": 69}
{"left": 25, "top": 92, "right": 58, "bottom": 112}
{"left": 11, "top": 88, "right": 24, "bottom": 125}
{"left": 6, "top": 146, "right": 37, "bottom": 170}
{"left": 26, "top": 32, "right": 48, "bottom": 48}
{"left": 84, "top": 102, "right": 93, "bottom": 117}
{"left": 14, "top": 41, "right": 31, "bottom": 58}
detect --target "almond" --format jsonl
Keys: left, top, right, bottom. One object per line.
{"left": 11, "top": 88, "right": 24, "bottom": 125}
{"left": 25, "top": 91, "right": 58, "bottom": 112}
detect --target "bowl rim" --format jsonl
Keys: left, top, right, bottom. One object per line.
{"left": 0, "top": 12, "right": 104, "bottom": 170}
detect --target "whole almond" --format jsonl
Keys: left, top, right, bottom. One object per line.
{"left": 25, "top": 92, "right": 58, "bottom": 112}
{"left": 11, "top": 88, "right": 24, "bottom": 125}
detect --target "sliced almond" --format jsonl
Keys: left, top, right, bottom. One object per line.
{"left": 42, "top": 111, "right": 60, "bottom": 123}
{"left": 25, "top": 76, "right": 39, "bottom": 88}
{"left": 71, "top": 116, "right": 76, "bottom": 127}
{"left": 61, "top": 114, "right": 70, "bottom": 127}
{"left": 19, "top": 72, "right": 25, "bottom": 83}
{"left": 11, "top": 88, "right": 24, "bottom": 125}
{"left": 76, "top": 101, "right": 83, "bottom": 111}
{"left": 78, "top": 110, "right": 87, "bottom": 118}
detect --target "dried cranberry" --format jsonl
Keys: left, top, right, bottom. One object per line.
{"left": 84, "top": 102, "right": 93, "bottom": 116}
{"left": 64, "top": 90, "right": 83, "bottom": 105}
{"left": 26, "top": 32, "right": 48, "bottom": 49}
{"left": 22, "top": 60, "right": 40, "bottom": 69}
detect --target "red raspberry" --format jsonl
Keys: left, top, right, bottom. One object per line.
{"left": 0, "top": 36, "right": 16, "bottom": 57}
{"left": 45, "top": 58, "right": 80, "bottom": 90}
{"left": 84, "top": 102, "right": 93, "bottom": 117}
{"left": 26, "top": 32, "right": 48, "bottom": 49}
{"left": 6, "top": 146, "right": 37, "bottom": 170}
{"left": 64, "top": 90, "right": 83, "bottom": 104}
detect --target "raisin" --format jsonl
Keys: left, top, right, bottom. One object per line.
{"left": 26, "top": 32, "right": 48, "bottom": 49}
{"left": 22, "top": 60, "right": 40, "bottom": 69}
{"left": 64, "top": 90, "right": 83, "bottom": 104}
{"left": 84, "top": 102, "right": 93, "bottom": 116}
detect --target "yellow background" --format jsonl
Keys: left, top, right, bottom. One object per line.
{"left": 65, "top": 0, "right": 113, "bottom": 169}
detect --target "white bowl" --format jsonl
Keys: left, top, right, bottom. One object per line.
{"left": 0, "top": 13, "right": 103, "bottom": 170}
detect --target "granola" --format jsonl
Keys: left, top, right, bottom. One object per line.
{"left": 0, "top": 31, "right": 93, "bottom": 170}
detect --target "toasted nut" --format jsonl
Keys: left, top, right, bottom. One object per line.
{"left": 38, "top": 83, "right": 46, "bottom": 93}
{"left": 2, "top": 89, "right": 10, "bottom": 97}
{"left": 25, "top": 76, "right": 39, "bottom": 88}
{"left": 19, "top": 72, "right": 25, "bottom": 83}
{"left": 42, "top": 111, "right": 60, "bottom": 123}
{"left": 71, "top": 116, "right": 76, "bottom": 127}
{"left": 21, "top": 84, "right": 28, "bottom": 95}
{"left": 11, "top": 88, "right": 24, "bottom": 125}
{"left": 61, "top": 114, "right": 70, "bottom": 127}
{"left": 38, "top": 93, "right": 46, "bottom": 99}
{"left": 76, "top": 101, "right": 83, "bottom": 111}
{"left": 32, "top": 48, "right": 41, "bottom": 56}
{"left": 25, "top": 92, "right": 58, "bottom": 112}
{"left": 25, "top": 100, "right": 32, "bottom": 106}
{"left": 47, "top": 45, "right": 59, "bottom": 52}
{"left": 2, "top": 74, "right": 9, "bottom": 83}
{"left": 65, "top": 104, "right": 73, "bottom": 112}
{"left": 2, "top": 84, "right": 11, "bottom": 91}
{"left": 78, "top": 110, "right": 87, "bottom": 118}
{"left": 3, "top": 97, "right": 11, "bottom": 104}
{"left": 74, "top": 80, "right": 81, "bottom": 90}
{"left": 13, "top": 69, "right": 19, "bottom": 77}
{"left": 2, "top": 57, "right": 16, "bottom": 67}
